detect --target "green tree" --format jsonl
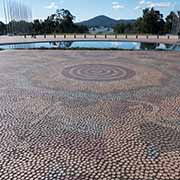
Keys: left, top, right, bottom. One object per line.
{"left": 75, "top": 25, "right": 89, "bottom": 33}
{"left": 142, "top": 8, "right": 165, "bottom": 34}
{"left": 164, "top": 11, "right": 176, "bottom": 33}
{"left": 114, "top": 24, "right": 126, "bottom": 34}
{"left": 41, "top": 9, "right": 88, "bottom": 34}
{"left": 114, "top": 8, "right": 166, "bottom": 34}
{"left": 33, "top": 19, "right": 43, "bottom": 34}
{"left": 0, "top": 21, "right": 6, "bottom": 35}
{"left": 114, "top": 23, "right": 135, "bottom": 34}
{"left": 56, "top": 9, "right": 75, "bottom": 23}
{"left": 13, "top": 21, "right": 33, "bottom": 34}
{"left": 134, "top": 17, "right": 144, "bottom": 33}
{"left": 134, "top": 8, "right": 165, "bottom": 34}
{"left": 1, "top": 9, "right": 88, "bottom": 35}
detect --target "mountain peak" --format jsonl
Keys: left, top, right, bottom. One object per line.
{"left": 78, "top": 15, "right": 135, "bottom": 27}
{"left": 94, "top": 15, "right": 113, "bottom": 19}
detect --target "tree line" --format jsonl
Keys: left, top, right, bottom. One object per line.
{"left": 0, "top": 9, "right": 89, "bottom": 35}
{"left": 114, "top": 8, "right": 179, "bottom": 35}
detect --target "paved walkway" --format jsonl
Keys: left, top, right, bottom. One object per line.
{"left": 0, "top": 50, "right": 180, "bottom": 179}
{"left": 0, "top": 34, "right": 179, "bottom": 45}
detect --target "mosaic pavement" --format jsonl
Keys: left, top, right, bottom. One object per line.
{"left": 0, "top": 50, "right": 180, "bottom": 180}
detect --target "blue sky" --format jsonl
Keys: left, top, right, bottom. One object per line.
{"left": 0, "top": 0, "right": 179, "bottom": 22}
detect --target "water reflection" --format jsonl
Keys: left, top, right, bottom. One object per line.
{"left": 140, "top": 43, "right": 158, "bottom": 50}
{"left": 50, "top": 41, "right": 73, "bottom": 48}
{"left": 0, "top": 41, "right": 179, "bottom": 51}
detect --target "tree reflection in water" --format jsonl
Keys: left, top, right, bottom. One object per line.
{"left": 140, "top": 42, "right": 159, "bottom": 50}
{"left": 50, "top": 41, "right": 73, "bottom": 48}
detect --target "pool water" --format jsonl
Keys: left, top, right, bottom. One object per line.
{"left": 0, "top": 41, "right": 180, "bottom": 51}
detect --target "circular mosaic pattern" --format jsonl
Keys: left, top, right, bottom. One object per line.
{"left": 62, "top": 64, "right": 136, "bottom": 81}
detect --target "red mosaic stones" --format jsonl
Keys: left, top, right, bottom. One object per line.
{"left": 0, "top": 50, "right": 180, "bottom": 179}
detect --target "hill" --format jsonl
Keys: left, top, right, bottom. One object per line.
{"left": 77, "top": 15, "right": 135, "bottom": 27}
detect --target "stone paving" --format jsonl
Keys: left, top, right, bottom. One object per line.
{"left": 0, "top": 50, "right": 180, "bottom": 179}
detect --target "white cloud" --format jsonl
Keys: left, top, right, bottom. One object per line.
{"left": 44, "top": 2, "right": 58, "bottom": 9}
{"left": 139, "top": 0, "right": 145, "bottom": 5}
{"left": 112, "top": 2, "right": 125, "bottom": 9}
{"left": 135, "top": 0, "right": 172, "bottom": 10}
{"left": 147, "top": 2, "right": 171, "bottom": 8}
{"left": 134, "top": 6, "right": 141, "bottom": 10}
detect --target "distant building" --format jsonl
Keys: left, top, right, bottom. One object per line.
{"left": 172, "top": 11, "right": 180, "bottom": 34}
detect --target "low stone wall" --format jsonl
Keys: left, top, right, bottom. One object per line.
{"left": 0, "top": 34, "right": 180, "bottom": 45}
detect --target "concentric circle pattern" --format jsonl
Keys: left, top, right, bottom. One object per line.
{"left": 0, "top": 50, "right": 180, "bottom": 180}
{"left": 62, "top": 64, "right": 136, "bottom": 81}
